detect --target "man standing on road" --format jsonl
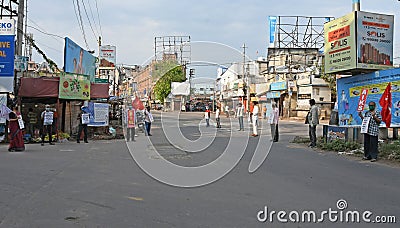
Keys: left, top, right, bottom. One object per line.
{"left": 225, "top": 105, "right": 230, "bottom": 118}
{"left": 77, "top": 106, "right": 89, "bottom": 143}
{"left": 307, "top": 99, "right": 319, "bottom": 148}
{"left": 358, "top": 101, "right": 382, "bottom": 162}
{"left": 236, "top": 103, "right": 244, "bottom": 131}
{"left": 144, "top": 106, "right": 154, "bottom": 136}
{"left": 269, "top": 103, "right": 279, "bottom": 142}
{"left": 215, "top": 107, "right": 221, "bottom": 128}
{"left": 251, "top": 101, "right": 259, "bottom": 137}
{"left": 204, "top": 106, "right": 211, "bottom": 127}
{"left": 41, "top": 105, "right": 55, "bottom": 146}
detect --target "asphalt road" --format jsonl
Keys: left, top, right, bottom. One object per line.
{"left": 0, "top": 112, "right": 398, "bottom": 227}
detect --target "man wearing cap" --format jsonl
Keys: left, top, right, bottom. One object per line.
{"left": 41, "top": 105, "right": 55, "bottom": 146}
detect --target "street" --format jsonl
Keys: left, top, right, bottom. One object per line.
{"left": 0, "top": 111, "right": 399, "bottom": 227}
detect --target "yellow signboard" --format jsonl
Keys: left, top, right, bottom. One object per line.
{"left": 324, "top": 12, "right": 357, "bottom": 74}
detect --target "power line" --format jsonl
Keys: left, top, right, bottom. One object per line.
{"left": 81, "top": 0, "right": 98, "bottom": 41}
{"left": 95, "top": 0, "right": 103, "bottom": 39}
{"left": 73, "top": 0, "right": 90, "bottom": 50}
{"left": 86, "top": 0, "right": 100, "bottom": 36}
{"left": 28, "top": 18, "right": 63, "bottom": 44}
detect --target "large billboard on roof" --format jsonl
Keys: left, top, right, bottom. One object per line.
{"left": 64, "top": 37, "right": 96, "bottom": 80}
{"left": 324, "top": 11, "right": 394, "bottom": 74}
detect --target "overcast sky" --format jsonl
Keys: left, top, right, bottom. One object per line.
{"left": 27, "top": 0, "right": 400, "bottom": 71}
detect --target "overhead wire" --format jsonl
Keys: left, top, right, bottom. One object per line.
{"left": 95, "top": 0, "right": 103, "bottom": 39}
{"left": 81, "top": 0, "right": 98, "bottom": 41}
{"left": 86, "top": 0, "right": 100, "bottom": 37}
{"left": 73, "top": 0, "right": 90, "bottom": 50}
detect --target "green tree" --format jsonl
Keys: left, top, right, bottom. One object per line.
{"left": 153, "top": 61, "right": 186, "bottom": 103}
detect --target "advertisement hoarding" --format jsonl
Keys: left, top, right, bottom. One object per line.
{"left": 0, "top": 19, "right": 15, "bottom": 35}
{"left": 356, "top": 11, "right": 394, "bottom": 70}
{"left": 58, "top": 73, "right": 90, "bottom": 100}
{"left": 268, "top": 16, "right": 277, "bottom": 48}
{"left": 324, "top": 11, "right": 394, "bottom": 74}
{"left": 87, "top": 102, "right": 109, "bottom": 127}
{"left": 0, "top": 35, "right": 15, "bottom": 92}
{"left": 337, "top": 68, "right": 400, "bottom": 127}
{"left": 64, "top": 37, "right": 96, "bottom": 81}
{"left": 99, "top": 45, "right": 116, "bottom": 68}
{"left": 324, "top": 12, "right": 357, "bottom": 74}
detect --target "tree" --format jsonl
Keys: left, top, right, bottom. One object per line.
{"left": 153, "top": 61, "right": 186, "bottom": 103}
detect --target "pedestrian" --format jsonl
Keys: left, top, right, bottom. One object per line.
{"left": 27, "top": 108, "right": 37, "bottom": 136}
{"left": 251, "top": 101, "right": 259, "bottom": 137}
{"left": 263, "top": 105, "right": 267, "bottom": 119}
{"left": 306, "top": 99, "right": 319, "bottom": 148}
{"left": 8, "top": 106, "right": 25, "bottom": 152}
{"left": 358, "top": 101, "right": 382, "bottom": 162}
{"left": 41, "top": 104, "right": 55, "bottom": 146}
{"left": 215, "top": 107, "right": 221, "bottom": 128}
{"left": 77, "top": 106, "right": 89, "bottom": 143}
{"left": 205, "top": 106, "right": 211, "bottom": 127}
{"left": 144, "top": 106, "right": 153, "bottom": 136}
{"left": 225, "top": 105, "right": 230, "bottom": 118}
{"left": 236, "top": 103, "right": 244, "bottom": 131}
{"left": 269, "top": 103, "right": 279, "bottom": 142}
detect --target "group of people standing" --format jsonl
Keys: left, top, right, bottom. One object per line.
{"left": 204, "top": 101, "right": 280, "bottom": 141}
{"left": 6, "top": 104, "right": 91, "bottom": 152}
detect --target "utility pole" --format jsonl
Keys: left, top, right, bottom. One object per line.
{"left": 242, "top": 43, "right": 248, "bottom": 112}
{"left": 16, "top": 0, "right": 25, "bottom": 56}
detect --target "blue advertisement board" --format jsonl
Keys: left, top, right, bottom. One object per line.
{"left": 268, "top": 16, "right": 277, "bottom": 47}
{"left": 0, "top": 35, "right": 15, "bottom": 77}
{"left": 64, "top": 37, "right": 96, "bottom": 81}
{"left": 337, "top": 68, "right": 400, "bottom": 127}
{"left": 270, "top": 81, "right": 287, "bottom": 91}
{"left": 85, "top": 102, "right": 109, "bottom": 127}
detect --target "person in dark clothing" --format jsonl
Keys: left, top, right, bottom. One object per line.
{"left": 77, "top": 106, "right": 89, "bottom": 143}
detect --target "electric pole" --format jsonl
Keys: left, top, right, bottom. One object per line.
{"left": 16, "top": 0, "right": 25, "bottom": 56}
{"left": 242, "top": 43, "right": 249, "bottom": 112}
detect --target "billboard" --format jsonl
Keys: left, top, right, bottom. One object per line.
{"left": 324, "top": 11, "right": 394, "bottom": 74}
{"left": 59, "top": 73, "right": 90, "bottom": 100}
{"left": 99, "top": 45, "right": 116, "bottom": 68}
{"left": 324, "top": 12, "right": 357, "bottom": 73}
{"left": 0, "top": 35, "right": 15, "bottom": 92}
{"left": 87, "top": 102, "right": 109, "bottom": 127}
{"left": 0, "top": 19, "right": 15, "bottom": 35}
{"left": 64, "top": 37, "right": 96, "bottom": 80}
{"left": 356, "top": 11, "right": 394, "bottom": 70}
{"left": 337, "top": 68, "right": 400, "bottom": 127}
{"left": 268, "top": 16, "right": 277, "bottom": 48}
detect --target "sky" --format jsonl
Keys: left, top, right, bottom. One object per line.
{"left": 26, "top": 0, "right": 400, "bottom": 74}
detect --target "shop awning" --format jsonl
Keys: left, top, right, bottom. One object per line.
{"left": 19, "top": 77, "right": 109, "bottom": 99}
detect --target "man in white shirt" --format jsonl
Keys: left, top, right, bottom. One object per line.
{"left": 236, "top": 103, "right": 244, "bottom": 131}
{"left": 251, "top": 101, "right": 259, "bottom": 137}
{"left": 269, "top": 103, "right": 279, "bottom": 142}
{"left": 40, "top": 104, "right": 55, "bottom": 146}
{"left": 215, "top": 107, "right": 221, "bottom": 128}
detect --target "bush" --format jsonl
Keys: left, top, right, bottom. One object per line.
{"left": 379, "top": 141, "right": 400, "bottom": 161}
{"left": 317, "top": 139, "right": 361, "bottom": 152}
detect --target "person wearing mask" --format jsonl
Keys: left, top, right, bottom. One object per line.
{"left": 215, "top": 107, "right": 221, "bottom": 128}
{"left": 269, "top": 103, "right": 279, "bottom": 142}
{"left": 358, "top": 101, "right": 382, "bottom": 162}
{"left": 77, "top": 106, "right": 89, "bottom": 143}
{"left": 144, "top": 106, "right": 153, "bottom": 136}
{"left": 236, "top": 103, "right": 244, "bottom": 131}
{"left": 306, "top": 99, "right": 319, "bottom": 148}
{"left": 251, "top": 101, "right": 259, "bottom": 137}
{"left": 41, "top": 105, "right": 55, "bottom": 146}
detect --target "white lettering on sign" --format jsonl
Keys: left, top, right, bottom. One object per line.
{"left": 357, "top": 89, "right": 369, "bottom": 112}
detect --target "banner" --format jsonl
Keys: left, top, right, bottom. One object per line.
{"left": 87, "top": 102, "right": 109, "bottom": 127}
{"left": 64, "top": 37, "right": 96, "bottom": 81}
{"left": 99, "top": 45, "right": 116, "bottom": 68}
{"left": 59, "top": 73, "right": 90, "bottom": 100}
{"left": 324, "top": 12, "right": 357, "bottom": 74}
{"left": 268, "top": 16, "right": 277, "bottom": 48}
{"left": 127, "top": 109, "right": 135, "bottom": 128}
{"left": 356, "top": 11, "right": 394, "bottom": 70}
{"left": 0, "top": 19, "right": 15, "bottom": 35}
{"left": 337, "top": 68, "right": 400, "bottom": 127}
{"left": 0, "top": 35, "right": 15, "bottom": 92}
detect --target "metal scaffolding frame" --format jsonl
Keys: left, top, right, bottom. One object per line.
{"left": 154, "top": 36, "right": 191, "bottom": 65}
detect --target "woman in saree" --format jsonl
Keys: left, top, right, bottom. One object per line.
{"left": 8, "top": 106, "right": 25, "bottom": 152}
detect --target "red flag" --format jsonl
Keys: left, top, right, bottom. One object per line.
{"left": 379, "top": 83, "right": 392, "bottom": 128}
{"left": 132, "top": 97, "right": 145, "bottom": 110}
